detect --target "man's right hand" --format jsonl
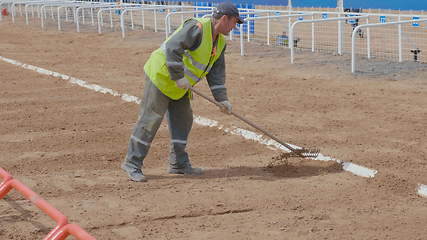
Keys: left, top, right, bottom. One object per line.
{"left": 176, "top": 77, "right": 190, "bottom": 89}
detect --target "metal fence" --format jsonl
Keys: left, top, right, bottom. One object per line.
{"left": 1, "top": 0, "right": 427, "bottom": 74}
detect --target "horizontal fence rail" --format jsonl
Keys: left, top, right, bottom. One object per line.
{"left": 164, "top": 9, "right": 214, "bottom": 38}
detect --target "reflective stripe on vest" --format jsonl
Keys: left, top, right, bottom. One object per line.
{"left": 160, "top": 43, "right": 203, "bottom": 83}
{"left": 144, "top": 18, "right": 226, "bottom": 100}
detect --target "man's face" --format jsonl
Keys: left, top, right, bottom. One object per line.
{"left": 218, "top": 15, "right": 239, "bottom": 35}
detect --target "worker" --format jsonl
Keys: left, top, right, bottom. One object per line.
{"left": 121, "top": 2, "right": 244, "bottom": 182}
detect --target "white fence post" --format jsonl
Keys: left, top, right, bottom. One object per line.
{"left": 50, "top": 6, "right": 54, "bottom": 20}
{"left": 97, "top": 8, "right": 103, "bottom": 33}
{"left": 82, "top": 7, "right": 85, "bottom": 24}
{"left": 91, "top": 8, "right": 94, "bottom": 26}
{"left": 311, "top": 14, "right": 315, "bottom": 52}
{"left": 130, "top": 10, "right": 134, "bottom": 30}
{"left": 180, "top": 5, "right": 184, "bottom": 24}
{"left": 247, "top": 19, "right": 250, "bottom": 42}
{"left": 109, "top": 9, "right": 113, "bottom": 30}
{"left": 120, "top": 9, "right": 126, "bottom": 38}
{"left": 11, "top": 2, "right": 15, "bottom": 23}
{"left": 58, "top": 6, "right": 62, "bottom": 30}
{"left": 398, "top": 15, "right": 402, "bottom": 62}
{"left": 40, "top": 5, "right": 45, "bottom": 29}
{"left": 351, "top": 26, "right": 358, "bottom": 73}
{"left": 25, "top": 4, "right": 30, "bottom": 24}
{"left": 288, "top": 16, "right": 292, "bottom": 48}
{"left": 338, "top": 18, "right": 343, "bottom": 55}
{"left": 290, "top": 24, "right": 295, "bottom": 63}
{"left": 240, "top": 23, "right": 244, "bottom": 56}
{"left": 367, "top": 17, "right": 371, "bottom": 59}
{"left": 154, "top": 8, "right": 157, "bottom": 32}
{"left": 141, "top": 8, "right": 145, "bottom": 30}
{"left": 267, "top": 12, "right": 270, "bottom": 45}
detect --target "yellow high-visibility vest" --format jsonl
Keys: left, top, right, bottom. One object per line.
{"left": 144, "top": 18, "right": 226, "bottom": 100}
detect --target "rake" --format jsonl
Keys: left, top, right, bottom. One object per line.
{"left": 191, "top": 88, "right": 320, "bottom": 159}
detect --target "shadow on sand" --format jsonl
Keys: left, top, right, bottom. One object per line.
{"left": 0, "top": 195, "right": 50, "bottom": 234}
{"left": 146, "top": 160, "right": 343, "bottom": 181}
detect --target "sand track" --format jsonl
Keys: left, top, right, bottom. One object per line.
{"left": 1, "top": 19, "right": 427, "bottom": 239}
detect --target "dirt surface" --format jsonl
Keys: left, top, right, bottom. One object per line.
{"left": 1, "top": 16, "right": 427, "bottom": 240}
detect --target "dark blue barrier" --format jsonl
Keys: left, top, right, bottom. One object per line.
{"left": 193, "top": 2, "right": 255, "bottom": 34}
{"left": 150, "top": 0, "right": 427, "bottom": 11}
{"left": 191, "top": 0, "right": 287, "bottom": 6}
{"left": 194, "top": 1, "right": 213, "bottom": 17}
{"left": 345, "top": 0, "right": 427, "bottom": 11}
{"left": 231, "top": 0, "right": 287, "bottom": 5}
{"left": 186, "top": 0, "right": 427, "bottom": 11}
{"left": 292, "top": 0, "right": 336, "bottom": 8}
{"left": 233, "top": 3, "right": 255, "bottom": 35}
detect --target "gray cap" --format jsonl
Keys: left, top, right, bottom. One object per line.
{"left": 215, "top": 2, "right": 244, "bottom": 24}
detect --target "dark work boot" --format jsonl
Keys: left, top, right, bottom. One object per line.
{"left": 121, "top": 163, "right": 147, "bottom": 182}
{"left": 168, "top": 163, "right": 203, "bottom": 175}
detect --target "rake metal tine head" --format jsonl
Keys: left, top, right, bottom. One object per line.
{"left": 290, "top": 148, "right": 320, "bottom": 158}
{"left": 301, "top": 148, "right": 320, "bottom": 158}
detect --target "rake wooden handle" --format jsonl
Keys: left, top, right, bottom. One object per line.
{"left": 191, "top": 87, "right": 306, "bottom": 155}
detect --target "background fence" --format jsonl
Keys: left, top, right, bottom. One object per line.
{"left": 2, "top": 0, "right": 426, "bottom": 74}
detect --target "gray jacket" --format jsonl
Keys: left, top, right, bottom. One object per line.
{"left": 164, "top": 18, "right": 228, "bottom": 102}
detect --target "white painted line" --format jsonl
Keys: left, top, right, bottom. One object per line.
{"left": 418, "top": 184, "right": 427, "bottom": 198}
{"left": 196, "top": 115, "right": 377, "bottom": 178}
{"left": 0, "top": 56, "right": 141, "bottom": 105}
{"left": 1, "top": 55, "right": 377, "bottom": 178}
{"left": 342, "top": 162, "right": 377, "bottom": 178}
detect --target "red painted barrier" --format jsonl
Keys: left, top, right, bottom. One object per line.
{"left": 49, "top": 224, "right": 96, "bottom": 240}
{"left": 0, "top": 167, "right": 96, "bottom": 240}
{"left": 0, "top": 167, "right": 13, "bottom": 198}
{"left": 1, "top": 8, "right": 8, "bottom": 16}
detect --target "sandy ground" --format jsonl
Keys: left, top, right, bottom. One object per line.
{"left": 1, "top": 15, "right": 427, "bottom": 240}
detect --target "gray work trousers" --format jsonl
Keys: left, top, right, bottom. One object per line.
{"left": 122, "top": 76, "right": 193, "bottom": 171}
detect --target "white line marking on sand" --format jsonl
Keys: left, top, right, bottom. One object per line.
{"left": 417, "top": 184, "right": 427, "bottom": 198}
{"left": 1, "top": 55, "right": 378, "bottom": 178}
